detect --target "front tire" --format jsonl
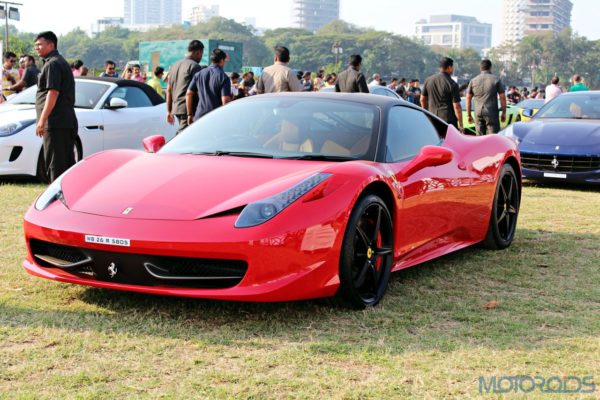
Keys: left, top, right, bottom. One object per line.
{"left": 484, "top": 164, "right": 520, "bottom": 249}
{"left": 336, "top": 194, "right": 394, "bottom": 309}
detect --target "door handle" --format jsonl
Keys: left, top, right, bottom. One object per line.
{"left": 84, "top": 125, "right": 104, "bottom": 131}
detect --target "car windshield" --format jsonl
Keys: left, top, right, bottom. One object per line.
{"left": 5, "top": 81, "right": 111, "bottom": 109}
{"left": 160, "top": 97, "right": 379, "bottom": 161}
{"left": 533, "top": 94, "right": 600, "bottom": 120}
{"left": 460, "top": 98, "right": 506, "bottom": 109}
{"left": 517, "top": 99, "right": 544, "bottom": 109}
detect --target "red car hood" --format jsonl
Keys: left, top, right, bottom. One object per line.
{"left": 62, "top": 150, "right": 334, "bottom": 220}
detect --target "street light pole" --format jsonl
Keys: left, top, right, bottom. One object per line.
{"left": 4, "top": 4, "right": 8, "bottom": 52}
{"left": 2, "top": 1, "right": 23, "bottom": 52}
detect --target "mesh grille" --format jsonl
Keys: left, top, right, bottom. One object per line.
{"left": 30, "top": 240, "right": 88, "bottom": 264}
{"left": 150, "top": 257, "right": 246, "bottom": 278}
{"left": 29, "top": 239, "right": 247, "bottom": 289}
{"left": 521, "top": 153, "right": 600, "bottom": 173}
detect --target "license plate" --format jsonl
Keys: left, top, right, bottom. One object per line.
{"left": 543, "top": 173, "right": 567, "bottom": 179}
{"left": 85, "top": 235, "right": 130, "bottom": 247}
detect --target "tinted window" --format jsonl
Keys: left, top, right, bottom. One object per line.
{"left": 517, "top": 99, "right": 544, "bottom": 109}
{"left": 107, "top": 86, "right": 153, "bottom": 108}
{"left": 386, "top": 106, "right": 442, "bottom": 162}
{"left": 160, "top": 98, "right": 378, "bottom": 160}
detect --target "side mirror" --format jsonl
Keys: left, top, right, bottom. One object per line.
{"left": 106, "top": 98, "right": 128, "bottom": 110}
{"left": 522, "top": 108, "right": 534, "bottom": 118}
{"left": 398, "top": 145, "right": 453, "bottom": 181}
{"left": 143, "top": 135, "right": 166, "bottom": 153}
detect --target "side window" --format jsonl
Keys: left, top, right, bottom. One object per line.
{"left": 107, "top": 86, "right": 153, "bottom": 108}
{"left": 386, "top": 106, "right": 442, "bottom": 162}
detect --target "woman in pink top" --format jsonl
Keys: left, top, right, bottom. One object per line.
{"left": 131, "top": 64, "right": 146, "bottom": 83}
{"left": 71, "top": 59, "right": 83, "bottom": 77}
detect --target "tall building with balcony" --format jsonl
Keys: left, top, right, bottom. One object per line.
{"left": 292, "top": 0, "right": 340, "bottom": 33}
{"left": 189, "top": 4, "right": 220, "bottom": 25}
{"left": 124, "top": 0, "right": 182, "bottom": 30}
{"left": 415, "top": 15, "right": 492, "bottom": 54}
{"left": 502, "top": 0, "right": 572, "bottom": 44}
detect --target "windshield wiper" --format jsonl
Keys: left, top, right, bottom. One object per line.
{"left": 280, "top": 154, "right": 357, "bottom": 161}
{"left": 185, "top": 150, "right": 273, "bottom": 158}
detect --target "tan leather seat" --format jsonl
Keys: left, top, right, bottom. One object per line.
{"left": 264, "top": 120, "right": 314, "bottom": 152}
{"left": 320, "top": 140, "right": 351, "bottom": 156}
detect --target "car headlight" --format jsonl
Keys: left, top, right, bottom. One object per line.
{"left": 0, "top": 119, "right": 36, "bottom": 137}
{"left": 235, "top": 173, "right": 331, "bottom": 228}
{"left": 35, "top": 176, "right": 66, "bottom": 211}
{"left": 34, "top": 161, "right": 83, "bottom": 211}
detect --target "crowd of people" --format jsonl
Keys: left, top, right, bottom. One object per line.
{"left": 2, "top": 32, "right": 594, "bottom": 183}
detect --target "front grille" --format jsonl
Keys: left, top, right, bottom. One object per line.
{"left": 31, "top": 240, "right": 89, "bottom": 265}
{"left": 29, "top": 239, "right": 247, "bottom": 289}
{"left": 520, "top": 152, "right": 600, "bottom": 173}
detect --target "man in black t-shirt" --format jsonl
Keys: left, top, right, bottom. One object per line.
{"left": 506, "top": 86, "right": 522, "bottom": 105}
{"left": 34, "top": 31, "right": 78, "bottom": 183}
{"left": 421, "top": 57, "right": 463, "bottom": 130}
{"left": 8, "top": 55, "right": 40, "bottom": 92}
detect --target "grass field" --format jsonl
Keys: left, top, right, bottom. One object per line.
{"left": 1, "top": 180, "right": 599, "bottom": 399}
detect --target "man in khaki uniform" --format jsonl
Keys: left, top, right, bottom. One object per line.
{"left": 466, "top": 59, "right": 506, "bottom": 135}
{"left": 256, "top": 46, "right": 303, "bottom": 94}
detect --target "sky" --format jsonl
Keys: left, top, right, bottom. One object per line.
{"left": 11, "top": 0, "right": 600, "bottom": 46}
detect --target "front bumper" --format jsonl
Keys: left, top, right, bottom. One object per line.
{"left": 0, "top": 134, "right": 39, "bottom": 177}
{"left": 23, "top": 199, "right": 347, "bottom": 302}
{"left": 522, "top": 168, "right": 600, "bottom": 184}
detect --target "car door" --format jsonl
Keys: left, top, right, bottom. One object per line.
{"left": 384, "top": 106, "right": 473, "bottom": 262}
{"left": 73, "top": 80, "right": 112, "bottom": 157}
{"left": 101, "top": 85, "right": 163, "bottom": 150}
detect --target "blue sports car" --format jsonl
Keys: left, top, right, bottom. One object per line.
{"left": 501, "top": 91, "right": 600, "bottom": 184}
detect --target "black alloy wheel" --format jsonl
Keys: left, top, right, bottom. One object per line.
{"left": 337, "top": 194, "right": 393, "bottom": 309}
{"left": 484, "top": 163, "right": 520, "bottom": 250}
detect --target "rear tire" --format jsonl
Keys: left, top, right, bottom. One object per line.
{"left": 335, "top": 194, "right": 394, "bottom": 309}
{"left": 484, "top": 164, "right": 520, "bottom": 250}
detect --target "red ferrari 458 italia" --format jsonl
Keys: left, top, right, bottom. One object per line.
{"left": 23, "top": 93, "right": 521, "bottom": 308}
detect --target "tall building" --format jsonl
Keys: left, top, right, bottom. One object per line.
{"left": 502, "top": 0, "right": 572, "bottom": 44}
{"left": 124, "top": 0, "right": 182, "bottom": 29}
{"left": 415, "top": 15, "right": 492, "bottom": 53}
{"left": 189, "top": 4, "right": 220, "bottom": 25}
{"left": 91, "top": 17, "right": 124, "bottom": 36}
{"left": 292, "top": 0, "right": 340, "bottom": 33}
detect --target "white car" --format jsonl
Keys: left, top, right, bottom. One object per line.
{"left": 319, "top": 85, "right": 403, "bottom": 99}
{"left": 0, "top": 77, "right": 177, "bottom": 181}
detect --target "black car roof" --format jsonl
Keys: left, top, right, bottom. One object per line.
{"left": 76, "top": 76, "right": 165, "bottom": 106}
{"left": 255, "top": 92, "right": 448, "bottom": 126}
{"left": 259, "top": 91, "right": 412, "bottom": 107}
